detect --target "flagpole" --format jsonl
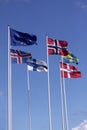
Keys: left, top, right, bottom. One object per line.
{"left": 8, "top": 25, "right": 12, "bottom": 130}
{"left": 59, "top": 60, "right": 65, "bottom": 130}
{"left": 27, "top": 67, "right": 32, "bottom": 130}
{"left": 46, "top": 36, "right": 53, "bottom": 130}
{"left": 61, "top": 57, "right": 69, "bottom": 130}
{"left": 62, "top": 77, "right": 69, "bottom": 130}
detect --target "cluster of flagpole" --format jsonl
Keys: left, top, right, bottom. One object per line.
{"left": 46, "top": 37, "right": 69, "bottom": 130}
{"left": 7, "top": 25, "right": 48, "bottom": 130}
{"left": 46, "top": 36, "right": 81, "bottom": 130}
{"left": 7, "top": 25, "right": 81, "bottom": 130}
{"left": 60, "top": 57, "right": 69, "bottom": 130}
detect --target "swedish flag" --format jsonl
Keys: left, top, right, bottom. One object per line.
{"left": 62, "top": 52, "right": 79, "bottom": 64}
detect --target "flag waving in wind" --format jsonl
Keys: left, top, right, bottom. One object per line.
{"left": 47, "top": 37, "right": 68, "bottom": 56}
{"left": 27, "top": 58, "right": 48, "bottom": 72}
{"left": 62, "top": 51, "right": 79, "bottom": 64}
{"left": 10, "top": 28, "right": 37, "bottom": 46}
{"left": 10, "top": 49, "right": 32, "bottom": 64}
{"left": 60, "top": 62, "right": 81, "bottom": 78}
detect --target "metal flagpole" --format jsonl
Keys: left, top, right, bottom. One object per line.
{"left": 61, "top": 57, "right": 69, "bottom": 130}
{"left": 46, "top": 36, "right": 53, "bottom": 130}
{"left": 62, "top": 78, "right": 69, "bottom": 130}
{"left": 27, "top": 67, "right": 32, "bottom": 130}
{"left": 59, "top": 60, "right": 65, "bottom": 130}
{"left": 8, "top": 25, "right": 12, "bottom": 130}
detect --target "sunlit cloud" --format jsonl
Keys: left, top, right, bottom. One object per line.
{"left": 72, "top": 120, "right": 87, "bottom": 130}
{"left": 76, "top": 1, "right": 87, "bottom": 9}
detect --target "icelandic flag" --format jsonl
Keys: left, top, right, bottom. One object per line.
{"left": 10, "top": 49, "right": 32, "bottom": 64}
{"left": 27, "top": 58, "right": 48, "bottom": 72}
{"left": 10, "top": 28, "right": 37, "bottom": 46}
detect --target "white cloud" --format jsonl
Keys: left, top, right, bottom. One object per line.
{"left": 72, "top": 120, "right": 87, "bottom": 130}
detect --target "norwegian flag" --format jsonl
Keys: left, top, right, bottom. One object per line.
{"left": 47, "top": 37, "right": 68, "bottom": 56}
{"left": 10, "top": 49, "right": 32, "bottom": 64}
{"left": 60, "top": 62, "right": 81, "bottom": 78}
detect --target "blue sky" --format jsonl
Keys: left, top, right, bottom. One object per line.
{"left": 0, "top": 0, "right": 87, "bottom": 130}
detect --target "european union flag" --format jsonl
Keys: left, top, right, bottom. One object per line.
{"left": 10, "top": 28, "right": 37, "bottom": 46}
